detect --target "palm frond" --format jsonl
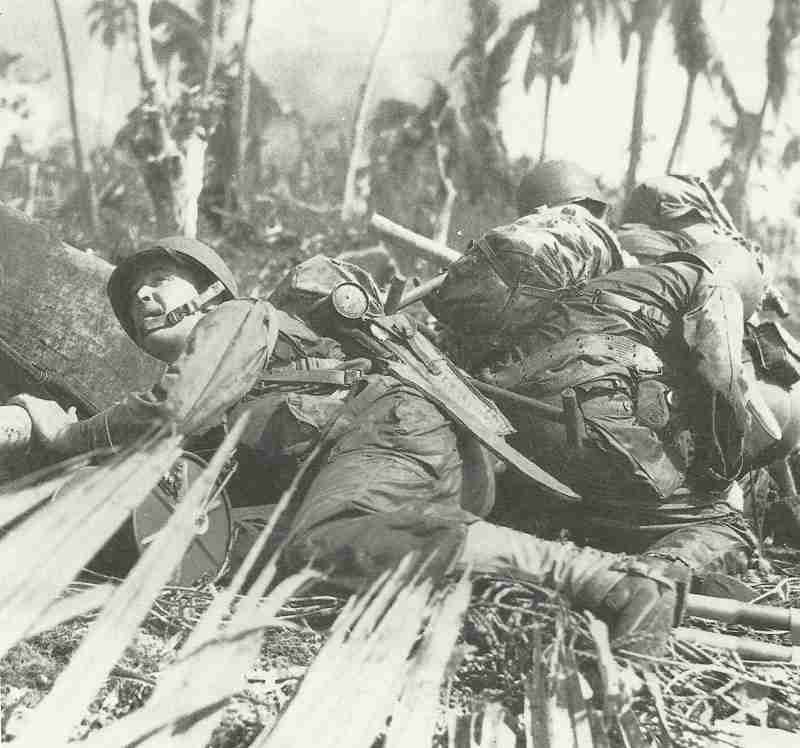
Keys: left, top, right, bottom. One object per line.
{"left": 765, "top": 0, "right": 800, "bottom": 114}
{"left": 0, "top": 430, "right": 183, "bottom": 661}
{"left": 12, "top": 420, "right": 246, "bottom": 746}
{"left": 257, "top": 559, "right": 471, "bottom": 748}
{"left": 485, "top": 10, "right": 536, "bottom": 98}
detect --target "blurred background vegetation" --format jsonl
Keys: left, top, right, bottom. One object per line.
{"left": 2, "top": 0, "right": 800, "bottom": 298}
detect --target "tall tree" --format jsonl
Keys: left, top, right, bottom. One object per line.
{"left": 341, "top": 0, "right": 394, "bottom": 222}
{"left": 231, "top": 0, "right": 256, "bottom": 215}
{"left": 520, "top": 0, "right": 612, "bottom": 162}
{"left": 52, "top": 0, "right": 99, "bottom": 235}
{"left": 667, "top": 0, "right": 710, "bottom": 172}
{"left": 621, "top": 0, "right": 669, "bottom": 198}
{"left": 711, "top": 0, "right": 800, "bottom": 227}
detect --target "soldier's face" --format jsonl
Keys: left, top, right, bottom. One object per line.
{"left": 128, "top": 261, "right": 204, "bottom": 362}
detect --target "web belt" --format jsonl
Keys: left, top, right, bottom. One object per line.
{"left": 523, "top": 333, "right": 665, "bottom": 380}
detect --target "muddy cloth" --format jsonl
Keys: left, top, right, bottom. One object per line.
{"left": 479, "top": 260, "right": 751, "bottom": 523}
{"left": 426, "top": 204, "right": 624, "bottom": 369}
{"left": 283, "top": 375, "right": 476, "bottom": 590}
{"left": 621, "top": 174, "right": 745, "bottom": 240}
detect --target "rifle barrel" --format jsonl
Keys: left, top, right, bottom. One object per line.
{"left": 467, "top": 378, "right": 564, "bottom": 424}
{"left": 675, "top": 627, "right": 800, "bottom": 662}
{"left": 396, "top": 275, "right": 447, "bottom": 310}
{"left": 371, "top": 214, "right": 462, "bottom": 266}
{"left": 687, "top": 593, "right": 800, "bottom": 643}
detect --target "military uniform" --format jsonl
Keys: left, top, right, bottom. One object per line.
{"left": 476, "top": 242, "right": 769, "bottom": 575}
{"left": 11, "top": 238, "right": 693, "bottom": 652}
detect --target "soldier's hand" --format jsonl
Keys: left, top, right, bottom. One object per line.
{"left": 8, "top": 394, "right": 77, "bottom": 453}
{"left": 600, "top": 558, "right": 690, "bottom": 656}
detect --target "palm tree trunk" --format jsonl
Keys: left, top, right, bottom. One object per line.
{"left": 431, "top": 115, "right": 457, "bottom": 244}
{"left": 624, "top": 26, "right": 656, "bottom": 198}
{"left": 52, "top": 0, "right": 99, "bottom": 236}
{"left": 181, "top": 0, "right": 221, "bottom": 238}
{"left": 232, "top": 0, "right": 256, "bottom": 216}
{"left": 538, "top": 74, "right": 554, "bottom": 164}
{"left": 731, "top": 94, "right": 770, "bottom": 230}
{"left": 666, "top": 70, "right": 697, "bottom": 173}
{"left": 341, "top": 0, "right": 393, "bottom": 222}
{"left": 133, "top": 0, "right": 184, "bottom": 236}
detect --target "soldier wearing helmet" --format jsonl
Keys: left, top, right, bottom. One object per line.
{"left": 11, "top": 243, "right": 688, "bottom": 655}
{"left": 476, "top": 236, "right": 772, "bottom": 581}
{"left": 106, "top": 236, "right": 239, "bottom": 363}
{"left": 516, "top": 159, "right": 610, "bottom": 220}
{"left": 429, "top": 160, "right": 634, "bottom": 370}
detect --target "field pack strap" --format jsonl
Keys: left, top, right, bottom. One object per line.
{"left": 580, "top": 288, "right": 672, "bottom": 328}
{"left": 255, "top": 368, "right": 363, "bottom": 388}
{"left": 524, "top": 333, "right": 665, "bottom": 381}
{"left": 473, "top": 237, "right": 515, "bottom": 289}
{"left": 361, "top": 318, "right": 581, "bottom": 503}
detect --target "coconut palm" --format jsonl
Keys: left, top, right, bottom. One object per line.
{"left": 52, "top": 0, "right": 99, "bottom": 235}
{"left": 666, "top": 0, "right": 710, "bottom": 172}
{"left": 621, "top": 0, "right": 669, "bottom": 198}
{"left": 521, "top": 0, "right": 615, "bottom": 162}
{"left": 712, "top": 0, "right": 800, "bottom": 227}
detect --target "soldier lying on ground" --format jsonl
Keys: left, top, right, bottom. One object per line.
{"left": 617, "top": 173, "right": 800, "bottom": 542}
{"left": 427, "top": 160, "right": 635, "bottom": 371}
{"left": 11, "top": 237, "right": 690, "bottom": 654}
{"left": 472, "top": 235, "right": 776, "bottom": 585}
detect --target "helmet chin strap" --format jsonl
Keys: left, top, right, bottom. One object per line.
{"left": 139, "top": 281, "right": 226, "bottom": 333}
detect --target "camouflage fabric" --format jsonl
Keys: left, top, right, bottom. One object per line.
{"left": 621, "top": 174, "right": 743, "bottom": 239}
{"left": 284, "top": 376, "right": 474, "bottom": 590}
{"left": 268, "top": 253, "right": 384, "bottom": 319}
{"left": 479, "top": 260, "right": 753, "bottom": 513}
{"left": 643, "top": 516, "right": 757, "bottom": 578}
{"left": 426, "top": 204, "right": 624, "bottom": 367}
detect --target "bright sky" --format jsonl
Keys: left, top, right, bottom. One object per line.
{"left": 0, "top": 1, "right": 795, "bottom": 219}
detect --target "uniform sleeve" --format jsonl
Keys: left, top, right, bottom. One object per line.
{"left": 682, "top": 278, "right": 749, "bottom": 483}
{"left": 55, "top": 300, "right": 278, "bottom": 456}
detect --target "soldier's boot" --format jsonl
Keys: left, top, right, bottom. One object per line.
{"left": 461, "top": 521, "right": 691, "bottom": 655}
{"left": 641, "top": 518, "right": 759, "bottom": 601}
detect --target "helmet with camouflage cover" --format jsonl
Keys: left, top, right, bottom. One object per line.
{"left": 108, "top": 236, "right": 238, "bottom": 341}
{"left": 516, "top": 160, "right": 608, "bottom": 218}
{"left": 661, "top": 238, "right": 768, "bottom": 320}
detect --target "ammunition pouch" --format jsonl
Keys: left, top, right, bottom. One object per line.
{"left": 744, "top": 321, "right": 800, "bottom": 388}
{"left": 635, "top": 379, "right": 672, "bottom": 431}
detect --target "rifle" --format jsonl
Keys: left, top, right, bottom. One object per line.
{"left": 370, "top": 213, "right": 583, "bottom": 434}
{"left": 686, "top": 593, "right": 800, "bottom": 643}
{"left": 674, "top": 627, "right": 800, "bottom": 663}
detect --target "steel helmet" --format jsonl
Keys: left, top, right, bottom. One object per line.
{"left": 108, "top": 236, "right": 238, "bottom": 341}
{"left": 661, "top": 238, "right": 768, "bottom": 320}
{"left": 516, "top": 160, "right": 607, "bottom": 217}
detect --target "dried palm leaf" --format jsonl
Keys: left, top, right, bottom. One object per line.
{"left": 0, "top": 430, "right": 183, "bottom": 659}
{"left": 12, "top": 419, "right": 245, "bottom": 746}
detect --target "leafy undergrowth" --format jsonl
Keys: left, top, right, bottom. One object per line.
{"left": 4, "top": 551, "right": 800, "bottom": 746}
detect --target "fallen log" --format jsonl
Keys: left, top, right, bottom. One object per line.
{"left": 0, "top": 203, "right": 161, "bottom": 414}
